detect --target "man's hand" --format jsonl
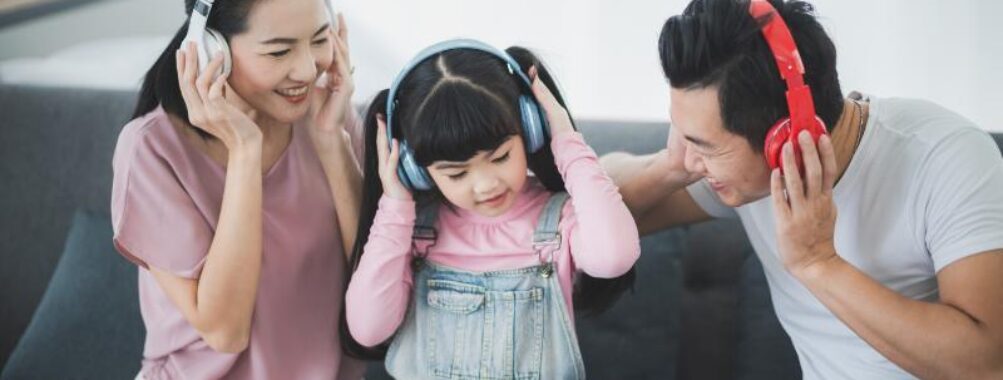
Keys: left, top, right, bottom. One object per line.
{"left": 771, "top": 130, "right": 840, "bottom": 278}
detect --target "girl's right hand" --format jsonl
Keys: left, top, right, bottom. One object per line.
{"left": 177, "top": 41, "right": 262, "bottom": 151}
{"left": 375, "top": 114, "right": 412, "bottom": 201}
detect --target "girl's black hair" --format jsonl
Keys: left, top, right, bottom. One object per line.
{"left": 341, "top": 46, "right": 636, "bottom": 359}
{"left": 132, "top": 0, "right": 258, "bottom": 137}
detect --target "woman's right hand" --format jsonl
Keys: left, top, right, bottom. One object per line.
{"left": 375, "top": 114, "right": 412, "bottom": 201}
{"left": 176, "top": 41, "right": 262, "bottom": 151}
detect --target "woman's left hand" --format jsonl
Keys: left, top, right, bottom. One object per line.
{"left": 528, "top": 66, "right": 574, "bottom": 137}
{"left": 309, "top": 12, "right": 354, "bottom": 139}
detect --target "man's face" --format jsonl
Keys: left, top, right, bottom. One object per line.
{"left": 669, "top": 86, "right": 773, "bottom": 207}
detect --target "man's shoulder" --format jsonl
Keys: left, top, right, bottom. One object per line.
{"left": 870, "top": 97, "right": 983, "bottom": 146}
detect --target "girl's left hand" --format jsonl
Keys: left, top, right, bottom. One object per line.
{"left": 528, "top": 66, "right": 574, "bottom": 137}
{"left": 309, "top": 12, "right": 354, "bottom": 138}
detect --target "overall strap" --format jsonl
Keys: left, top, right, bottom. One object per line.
{"left": 533, "top": 192, "right": 570, "bottom": 269}
{"left": 412, "top": 201, "right": 440, "bottom": 264}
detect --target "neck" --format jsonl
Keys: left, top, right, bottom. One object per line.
{"left": 827, "top": 98, "right": 868, "bottom": 185}
{"left": 254, "top": 112, "right": 291, "bottom": 144}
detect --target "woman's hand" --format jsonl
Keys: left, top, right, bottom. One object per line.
{"left": 309, "top": 13, "right": 355, "bottom": 138}
{"left": 176, "top": 41, "right": 261, "bottom": 151}
{"left": 376, "top": 115, "right": 412, "bottom": 201}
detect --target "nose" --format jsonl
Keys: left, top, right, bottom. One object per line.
{"left": 683, "top": 144, "right": 707, "bottom": 175}
{"left": 472, "top": 173, "right": 501, "bottom": 196}
{"left": 289, "top": 48, "right": 319, "bottom": 83}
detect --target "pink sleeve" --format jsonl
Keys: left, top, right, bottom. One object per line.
{"left": 552, "top": 132, "right": 640, "bottom": 278}
{"left": 345, "top": 195, "right": 416, "bottom": 347}
{"left": 110, "top": 120, "right": 212, "bottom": 279}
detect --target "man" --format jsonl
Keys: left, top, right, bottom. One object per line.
{"left": 603, "top": 0, "right": 1003, "bottom": 378}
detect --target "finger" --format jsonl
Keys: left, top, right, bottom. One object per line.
{"left": 208, "top": 71, "right": 227, "bottom": 103}
{"left": 184, "top": 41, "right": 201, "bottom": 99}
{"left": 337, "top": 13, "right": 348, "bottom": 45}
{"left": 798, "top": 131, "right": 823, "bottom": 196}
{"left": 529, "top": 68, "right": 558, "bottom": 111}
{"left": 197, "top": 53, "right": 224, "bottom": 102}
{"left": 331, "top": 34, "right": 349, "bottom": 77}
{"left": 389, "top": 138, "right": 402, "bottom": 174}
{"left": 771, "top": 168, "right": 791, "bottom": 216}
{"left": 818, "top": 134, "right": 838, "bottom": 195}
{"left": 781, "top": 142, "right": 806, "bottom": 204}
{"left": 376, "top": 115, "right": 389, "bottom": 165}
{"left": 176, "top": 47, "right": 205, "bottom": 124}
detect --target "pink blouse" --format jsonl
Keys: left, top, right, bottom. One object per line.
{"left": 345, "top": 131, "right": 641, "bottom": 347}
{"left": 111, "top": 107, "right": 366, "bottom": 379}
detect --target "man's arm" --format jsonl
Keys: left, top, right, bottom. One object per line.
{"left": 797, "top": 250, "right": 1003, "bottom": 379}
{"left": 774, "top": 131, "right": 1003, "bottom": 379}
{"left": 601, "top": 147, "right": 711, "bottom": 235}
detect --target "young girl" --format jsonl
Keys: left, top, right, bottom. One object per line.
{"left": 343, "top": 39, "right": 641, "bottom": 379}
{"left": 111, "top": 0, "right": 365, "bottom": 378}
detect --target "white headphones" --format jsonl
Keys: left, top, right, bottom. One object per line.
{"left": 183, "top": 0, "right": 232, "bottom": 78}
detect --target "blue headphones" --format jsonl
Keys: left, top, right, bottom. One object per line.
{"left": 385, "top": 39, "right": 549, "bottom": 191}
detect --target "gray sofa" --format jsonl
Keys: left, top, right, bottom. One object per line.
{"left": 4, "top": 84, "right": 997, "bottom": 379}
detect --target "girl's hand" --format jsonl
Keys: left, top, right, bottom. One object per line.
{"left": 176, "top": 41, "right": 261, "bottom": 150}
{"left": 527, "top": 65, "right": 574, "bottom": 137}
{"left": 309, "top": 13, "right": 355, "bottom": 138}
{"left": 375, "top": 115, "right": 412, "bottom": 201}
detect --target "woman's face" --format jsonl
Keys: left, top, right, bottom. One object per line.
{"left": 226, "top": 0, "right": 334, "bottom": 125}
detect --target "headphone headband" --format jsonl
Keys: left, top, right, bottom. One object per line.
{"left": 383, "top": 39, "right": 548, "bottom": 191}
{"left": 749, "top": 0, "right": 816, "bottom": 132}
{"left": 385, "top": 39, "right": 533, "bottom": 132}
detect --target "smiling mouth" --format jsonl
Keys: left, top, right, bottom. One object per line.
{"left": 275, "top": 85, "right": 309, "bottom": 102}
{"left": 477, "top": 191, "right": 508, "bottom": 205}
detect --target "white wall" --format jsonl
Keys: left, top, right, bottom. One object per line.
{"left": 1, "top": 0, "right": 1000, "bottom": 131}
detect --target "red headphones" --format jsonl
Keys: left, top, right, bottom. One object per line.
{"left": 751, "top": 0, "right": 828, "bottom": 172}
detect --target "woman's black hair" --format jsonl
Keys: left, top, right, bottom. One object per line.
{"left": 340, "top": 46, "right": 636, "bottom": 359}
{"left": 132, "top": 0, "right": 258, "bottom": 137}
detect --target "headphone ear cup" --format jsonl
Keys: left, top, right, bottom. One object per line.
{"left": 203, "top": 28, "right": 232, "bottom": 79}
{"left": 764, "top": 118, "right": 792, "bottom": 171}
{"left": 763, "top": 116, "right": 829, "bottom": 172}
{"left": 398, "top": 141, "right": 433, "bottom": 191}
{"left": 518, "top": 95, "right": 547, "bottom": 153}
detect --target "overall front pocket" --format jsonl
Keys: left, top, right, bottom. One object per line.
{"left": 424, "top": 278, "right": 544, "bottom": 380}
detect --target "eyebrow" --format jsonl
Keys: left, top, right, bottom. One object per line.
{"left": 684, "top": 135, "right": 714, "bottom": 149}
{"left": 431, "top": 145, "right": 505, "bottom": 170}
{"left": 260, "top": 23, "right": 330, "bottom": 45}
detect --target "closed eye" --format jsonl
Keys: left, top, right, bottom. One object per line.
{"left": 267, "top": 49, "right": 291, "bottom": 58}
{"left": 447, "top": 171, "right": 467, "bottom": 180}
{"left": 312, "top": 38, "right": 328, "bottom": 46}
{"left": 491, "top": 152, "right": 510, "bottom": 163}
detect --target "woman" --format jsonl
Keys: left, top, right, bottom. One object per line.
{"left": 110, "top": 0, "right": 365, "bottom": 378}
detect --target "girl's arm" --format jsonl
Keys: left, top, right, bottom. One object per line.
{"left": 527, "top": 67, "right": 640, "bottom": 278}
{"left": 552, "top": 132, "right": 641, "bottom": 278}
{"left": 344, "top": 116, "right": 418, "bottom": 347}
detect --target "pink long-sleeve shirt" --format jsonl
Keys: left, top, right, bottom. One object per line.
{"left": 345, "top": 131, "right": 640, "bottom": 347}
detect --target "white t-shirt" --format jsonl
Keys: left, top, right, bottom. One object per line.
{"left": 688, "top": 96, "right": 1003, "bottom": 380}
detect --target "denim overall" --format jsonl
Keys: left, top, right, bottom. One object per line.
{"left": 385, "top": 192, "right": 586, "bottom": 380}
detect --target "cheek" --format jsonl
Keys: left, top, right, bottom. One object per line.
{"left": 430, "top": 176, "right": 470, "bottom": 206}
{"left": 316, "top": 45, "right": 334, "bottom": 72}
{"left": 230, "top": 55, "right": 283, "bottom": 94}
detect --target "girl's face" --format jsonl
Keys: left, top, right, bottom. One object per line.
{"left": 226, "top": 0, "right": 333, "bottom": 125}
{"left": 427, "top": 135, "right": 529, "bottom": 217}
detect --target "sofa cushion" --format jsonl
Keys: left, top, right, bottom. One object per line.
{"left": 1, "top": 210, "right": 143, "bottom": 380}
